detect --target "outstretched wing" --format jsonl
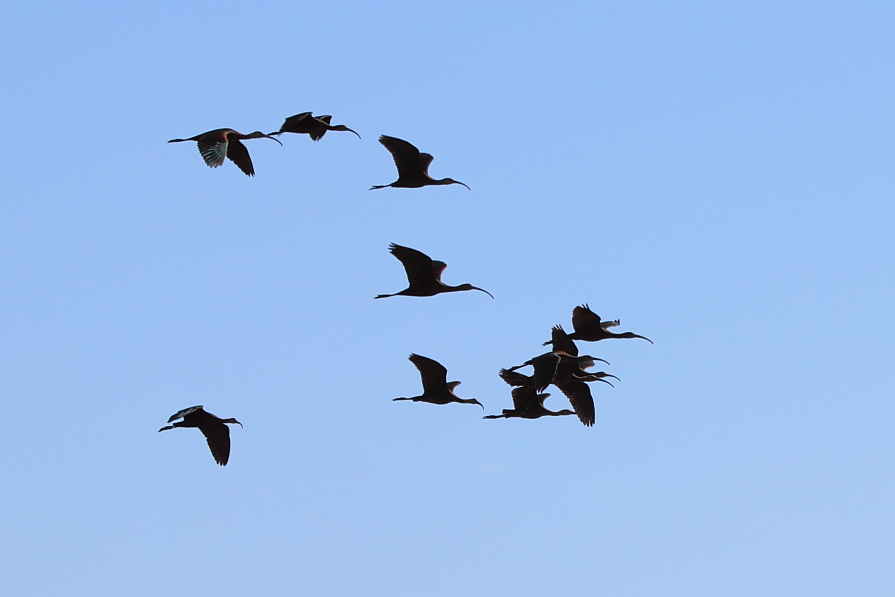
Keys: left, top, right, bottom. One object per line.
{"left": 510, "top": 385, "right": 541, "bottom": 412}
{"left": 167, "top": 405, "right": 205, "bottom": 423}
{"left": 499, "top": 368, "right": 533, "bottom": 387}
{"left": 418, "top": 153, "right": 435, "bottom": 177}
{"left": 554, "top": 379, "right": 595, "bottom": 427}
{"left": 409, "top": 353, "right": 448, "bottom": 395}
{"left": 388, "top": 243, "right": 436, "bottom": 288}
{"left": 197, "top": 140, "right": 227, "bottom": 169}
{"left": 572, "top": 304, "right": 603, "bottom": 335}
{"left": 226, "top": 139, "right": 255, "bottom": 176}
{"left": 548, "top": 324, "right": 578, "bottom": 356}
{"left": 379, "top": 136, "right": 422, "bottom": 180}
{"left": 278, "top": 112, "right": 314, "bottom": 133}
{"left": 200, "top": 423, "right": 232, "bottom": 466}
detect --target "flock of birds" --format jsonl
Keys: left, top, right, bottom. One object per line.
{"left": 161, "top": 112, "right": 653, "bottom": 465}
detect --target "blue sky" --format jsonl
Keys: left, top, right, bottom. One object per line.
{"left": 1, "top": 1, "right": 894, "bottom": 595}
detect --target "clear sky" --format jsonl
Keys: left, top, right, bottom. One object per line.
{"left": 1, "top": 1, "right": 894, "bottom": 595}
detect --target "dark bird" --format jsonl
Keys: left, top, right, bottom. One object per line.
{"left": 168, "top": 128, "right": 283, "bottom": 176}
{"left": 158, "top": 405, "right": 242, "bottom": 466}
{"left": 544, "top": 304, "right": 653, "bottom": 345}
{"left": 375, "top": 243, "right": 493, "bottom": 299}
{"left": 271, "top": 112, "right": 361, "bottom": 141}
{"left": 484, "top": 369, "right": 575, "bottom": 420}
{"left": 394, "top": 354, "right": 483, "bottom": 409}
{"left": 370, "top": 135, "right": 469, "bottom": 190}
{"left": 508, "top": 351, "right": 611, "bottom": 393}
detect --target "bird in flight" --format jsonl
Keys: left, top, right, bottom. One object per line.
{"left": 270, "top": 112, "right": 360, "bottom": 141}
{"left": 370, "top": 135, "right": 469, "bottom": 190}
{"left": 158, "top": 405, "right": 242, "bottom": 466}
{"left": 168, "top": 128, "right": 282, "bottom": 176}
{"left": 484, "top": 369, "right": 575, "bottom": 420}
{"left": 394, "top": 354, "right": 483, "bottom": 409}
{"left": 544, "top": 304, "right": 653, "bottom": 345}
{"left": 375, "top": 243, "right": 493, "bottom": 299}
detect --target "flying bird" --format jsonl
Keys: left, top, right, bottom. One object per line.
{"left": 484, "top": 369, "right": 574, "bottom": 420}
{"left": 168, "top": 128, "right": 282, "bottom": 176}
{"left": 375, "top": 243, "right": 493, "bottom": 299}
{"left": 394, "top": 354, "right": 483, "bottom": 409}
{"left": 370, "top": 135, "right": 469, "bottom": 190}
{"left": 271, "top": 112, "right": 360, "bottom": 141}
{"left": 508, "top": 351, "right": 611, "bottom": 393}
{"left": 158, "top": 406, "right": 242, "bottom": 466}
{"left": 544, "top": 304, "right": 653, "bottom": 345}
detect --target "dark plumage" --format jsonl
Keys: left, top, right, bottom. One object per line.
{"left": 375, "top": 243, "right": 493, "bottom": 299}
{"left": 370, "top": 135, "right": 469, "bottom": 190}
{"left": 158, "top": 406, "right": 242, "bottom": 466}
{"left": 484, "top": 369, "right": 574, "bottom": 420}
{"left": 168, "top": 128, "right": 282, "bottom": 176}
{"left": 394, "top": 354, "right": 483, "bottom": 409}
{"left": 508, "top": 351, "right": 610, "bottom": 393}
{"left": 544, "top": 304, "right": 653, "bottom": 345}
{"left": 271, "top": 112, "right": 360, "bottom": 141}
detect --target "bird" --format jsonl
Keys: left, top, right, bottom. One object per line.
{"left": 484, "top": 369, "right": 575, "bottom": 420}
{"left": 375, "top": 243, "right": 494, "bottom": 299}
{"left": 270, "top": 112, "right": 361, "bottom": 141}
{"left": 394, "top": 354, "right": 483, "bottom": 409}
{"left": 168, "top": 128, "right": 283, "bottom": 176}
{"left": 370, "top": 135, "right": 469, "bottom": 190}
{"left": 158, "top": 405, "right": 242, "bottom": 466}
{"left": 544, "top": 304, "right": 653, "bottom": 345}
{"left": 508, "top": 351, "right": 611, "bottom": 393}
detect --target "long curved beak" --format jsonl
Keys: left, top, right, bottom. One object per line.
{"left": 265, "top": 134, "right": 284, "bottom": 146}
{"left": 472, "top": 286, "right": 495, "bottom": 299}
{"left": 346, "top": 127, "right": 361, "bottom": 139}
{"left": 473, "top": 399, "right": 484, "bottom": 410}
{"left": 594, "top": 378, "right": 614, "bottom": 387}
{"left": 635, "top": 334, "right": 654, "bottom": 344}
{"left": 455, "top": 180, "right": 471, "bottom": 190}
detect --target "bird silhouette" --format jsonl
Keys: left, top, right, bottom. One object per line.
{"left": 271, "top": 112, "right": 360, "bottom": 141}
{"left": 158, "top": 406, "right": 242, "bottom": 466}
{"left": 544, "top": 304, "right": 653, "bottom": 345}
{"left": 394, "top": 354, "right": 483, "bottom": 409}
{"left": 168, "top": 128, "right": 282, "bottom": 176}
{"left": 484, "top": 369, "right": 574, "bottom": 420}
{"left": 375, "top": 243, "right": 493, "bottom": 299}
{"left": 370, "top": 135, "right": 469, "bottom": 190}
{"left": 508, "top": 351, "right": 611, "bottom": 393}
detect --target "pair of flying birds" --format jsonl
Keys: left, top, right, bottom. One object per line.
{"left": 169, "top": 112, "right": 468, "bottom": 189}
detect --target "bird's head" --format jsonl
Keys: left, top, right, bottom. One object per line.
{"left": 620, "top": 332, "right": 653, "bottom": 344}
{"left": 243, "top": 131, "right": 284, "bottom": 146}
{"left": 332, "top": 125, "right": 361, "bottom": 139}
{"left": 458, "top": 284, "right": 494, "bottom": 299}
{"left": 224, "top": 418, "right": 244, "bottom": 428}
{"left": 439, "top": 178, "right": 470, "bottom": 190}
{"left": 576, "top": 355, "right": 610, "bottom": 368}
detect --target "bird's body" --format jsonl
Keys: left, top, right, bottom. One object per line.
{"left": 168, "top": 128, "right": 282, "bottom": 176}
{"left": 375, "top": 243, "right": 493, "bottom": 299}
{"left": 158, "top": 405, "right": 242, "bottom": 466}
{"left": 370, "top": 135, "right": 469, "bottom": 190}
{"left": 508, "top": 351, "right": 611, "bottom": 393}
{"left": 394, "top": 354, "right": 483, "bottom": 409}
{"left": 544, "top": 304, "right": 653, "bottom": 345}
{"left": 484, "top": 369, "right": 574, "bottom": 420}
{"left": 271, "top": 112, "right": 360, "bottom": 141}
